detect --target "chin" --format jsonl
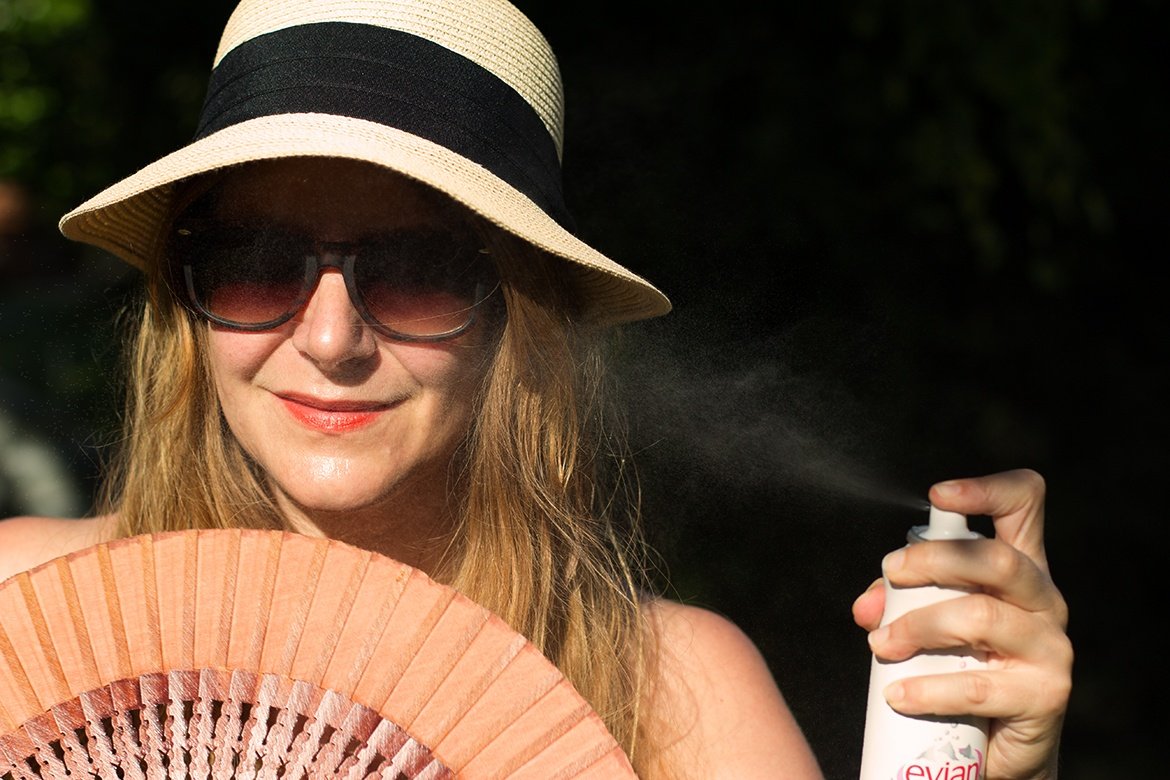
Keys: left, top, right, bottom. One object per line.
{"left": 278, "top": 486, "right": 417, "bottom": 528}
{"left": 289, "top": 489, "right": 384, "bottom": 514}
{"left": 251, "top": 431, "right": 463, "bottom": 520}
{"left": 284, "top": 474, "right": 399, "bottom": 510}
{"left": 268, "top": 455, "right": 422, "bottom": 514}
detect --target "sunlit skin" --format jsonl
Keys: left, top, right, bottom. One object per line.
{"left": 0, "top": 169, "right": 1069, "bottom": 780}
{"left": 203, "top": 158, "right": 494, "bottom": 570}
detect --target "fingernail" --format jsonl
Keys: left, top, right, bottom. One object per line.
{"left": 868, "top": 626, "right": 889, "bottom": 649}
{"left": 933, "top": 480, "right": 961, "bottom": 496}
{"left": 882, "top": 549, "right": 905, "bottom": 573}
{"left": 883, "top": 680, "right": 905, "bottom": 706}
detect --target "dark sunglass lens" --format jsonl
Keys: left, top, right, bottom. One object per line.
{"left": 185, "top": 229, "right": 308, "bottom": 325}
{"left": 354, "top": 231, "right": 487, "bottom": 336}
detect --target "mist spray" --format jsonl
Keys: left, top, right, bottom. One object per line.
{"left": 858, "top": 505, "right": 989, "bottom": 780}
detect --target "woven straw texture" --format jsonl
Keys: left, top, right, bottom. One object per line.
{"left": 57, "top": 0, "right": 671, "bottom": 326}
{"left": 214, "top": 0, "right": 566, "bottom": 153}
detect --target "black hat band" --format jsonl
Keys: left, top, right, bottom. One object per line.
{"left": 195, "top": 21, "right": 573, "bottom": 230}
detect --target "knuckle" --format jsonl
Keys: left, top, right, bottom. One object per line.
{"left": 910, "top": 540, "right": 945, "bottom": 569}
{"left": 1031, "top": 662, "right": 1073, "bottom": 717}
{"left": 1050, "top": 632, "right": 1075, "bottom": 675}
{"left": 1047, "top": 667, "right": 1074, "bottom": 711}
{"left": 883, "top": 615, "right": 914, "bottom": 649}
{"left": 1049, "top": 590, "right": 1071, "bottom": 629}
{"left": 962, "top": 671, "right": 994, "bottom": 706}
{"left": 986, "top": 540, "right": 1027, "bottom": 581}
{"left": 1012, "top": 468, "right": 1048, "bottom": 512}
{"left": 1016, "top": 467, "right": 1047, "bottom": 496}
{"left": 964, "top": 592, "right": 1001, "bottom": 630}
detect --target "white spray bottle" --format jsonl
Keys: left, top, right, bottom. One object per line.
{"left": 858, "top": 505, "right": 989, "bottom": 780}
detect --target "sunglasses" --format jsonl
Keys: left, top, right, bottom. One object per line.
{"left": 166, "top": 220, "right": 497, "bottom": 342}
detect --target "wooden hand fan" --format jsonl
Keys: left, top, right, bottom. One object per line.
{"left": 0, "top": 528, "right": 637, "bottom": 778}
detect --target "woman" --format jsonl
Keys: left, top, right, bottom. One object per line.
{"left": 0, "top": 0, "right": 1070, "bottom": 777}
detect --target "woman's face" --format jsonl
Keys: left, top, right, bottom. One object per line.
{"left": 198, "top": 158, "right": 494, "bottom": 534}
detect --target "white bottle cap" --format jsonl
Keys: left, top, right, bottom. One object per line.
{"left": 909, "top": 505, "right": 984, "bottom": 541}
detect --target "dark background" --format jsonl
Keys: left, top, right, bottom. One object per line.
{"left": 1, "top": 1, "right": 1164, "bottom": 777}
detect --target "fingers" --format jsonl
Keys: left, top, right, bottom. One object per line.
{"left": 884, "top": 539, "right": 1065, "bottom": 618}
{"left": 854, "top": 467, "right": 1058, "bottom": 628}
{"left": 883, "top": 659, "right": 1073, "bottom": 724}
{"left": 929, "top": 468, "right": 1048, "bottom": 567}
{"left": 855, "top": 468, "right": 1070, "bottom": 780}
{"left": 908, "top": 468, "right": 1066, "bottom": 626}
{"left": 854, "top": 466, "right": 1065, "bottom": 637}
{"left": 851, "top": 577, "right": 884, "bottom": 630}
{"left": 889, "top": 662, "right": 1070, "bottom": 780}
{"left": 870, "top": 591, "right": 1074, "bottom": 726}
{"left": 867, "top": 591, "right": 1069, "bottom": 664}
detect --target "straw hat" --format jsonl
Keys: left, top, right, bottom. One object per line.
{"left": 58, "top": 0, "right": 671, "bottom": 326}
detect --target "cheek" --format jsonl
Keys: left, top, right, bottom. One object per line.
{"left": 206, "top": 329, "right": 286, "bottom": 429}
{"left": 388, "top": 343, "right": 490, "bottom": 440}
{"left": 392, "top": 342, "right": 488, "bottom": 399}
{"left": 207, "top": 329, "right": 283, "bottom": 382}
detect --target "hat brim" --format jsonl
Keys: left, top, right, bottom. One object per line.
{"left": 59, "top": 113, "right": 671, "bottom": 326}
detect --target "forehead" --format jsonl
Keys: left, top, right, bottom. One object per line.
{"left": 205, "top": 157, "right": 470, "bottom": 236}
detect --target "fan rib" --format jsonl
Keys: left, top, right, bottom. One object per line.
{"left": 0, "top": 530, "right": 638, "bottom": 778}
{"left": 52, "top": 557, "right": 101, "bottom": 694}
{"left": 437, "top": 642, "right": 564, "bottom": 770}
{"left": 460, "top": 680, "right": 592, "bottom": 776}
{"left": 230, "top": 530, "right": 283, "bottom": 674}
{"left": 187, "top": 669, "right": 216, "bottom": 780}
{"left": 153, "top": 531, "right": 195, "bottom": 674}
{"left": 411, "top": 625, "right": 528, "bottom": 751}
{"left": 138, "top": 671, "right": 169, "bottom": 780}
{"left": 77, "top": 687, "right": 121, "bottom": 779}
{"left": 283, "top": 683, "right": 345, "bottom": 777}
{"left": 381, "top": 592, "right": 492, "bottom": 729}
{"left": 510, "top": 710, "right": 631, "bottom": 780}
{"left": 140, "top": 534, "right": 164, "bottom": 678}
{"left": 192, "top": 527, "right": 240, "bottom": 671}
{"left": 95, "top": 543, "right": 133, "bottom": 681}
{"left": 320, "top": 552, "right": 412, "bottom": 697}
{"left": 22, "top": 711, "right": 70, "bottom": 777}
{"left": 182, "top": 527, "right": 199, "bottom": 669}
{"left": 107, "top": 677, "right": 146, "bottom": 780}
{"left": 290, "top": 541, "right": 373, "bottom": 686}
{"left": 352, "top": 570, "right": 455, "bottom": 708}
{"left": 0, "top": 610, "right": 41, "bottom": 728}
{"left": 16, "top": 576, "right": 70, "bottom": 707}
{"left": 105, "top": 536, "right": 161, "bottom": 678}
{"left": 269, "top": 533, "right": 331, "bottom": 678}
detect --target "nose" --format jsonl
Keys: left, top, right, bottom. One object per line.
{"left": 290, "top": 268, "right": 378, "bottom": 368}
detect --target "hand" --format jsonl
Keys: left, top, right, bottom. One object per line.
{"left": 852, "top": 469, "right": 1071, "bottom": 779}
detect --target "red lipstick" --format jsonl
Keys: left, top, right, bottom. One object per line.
{"left": 277, "top": 395, "right": 388, "bottom": 432}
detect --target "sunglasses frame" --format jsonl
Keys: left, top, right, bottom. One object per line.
{"left": 173, "top": 226, "right": 496, "bottom": 343}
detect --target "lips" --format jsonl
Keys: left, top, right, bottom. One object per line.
{"left": 276, "top": 393, "right": 392, "bottom": 432}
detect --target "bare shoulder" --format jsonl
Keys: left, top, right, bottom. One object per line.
{"left": 0, "top": 514, "right": 115, "bottom": 584}
{"left": 641, "top": 599, "right": 825, "bottom": 779}
{"left": 648, "top": 598, "right": 770, "bottom": 665}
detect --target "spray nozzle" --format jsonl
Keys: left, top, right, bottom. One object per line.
{"left": 908, "top": 504, "right": 984, "bottom": 542}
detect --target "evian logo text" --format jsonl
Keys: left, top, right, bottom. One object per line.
{"left": 896, "top": 751, "right": 984, "bottom": 780}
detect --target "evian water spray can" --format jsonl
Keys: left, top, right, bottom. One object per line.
{"left": 858, "top": 505, "right": 989, "bottom": 780}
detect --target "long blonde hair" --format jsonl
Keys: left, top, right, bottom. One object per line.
{"left": 96, "top": 201, "right": 659, "bottom": 770}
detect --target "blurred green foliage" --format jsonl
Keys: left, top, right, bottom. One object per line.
{"left": 0, "top": 0, "right": 93, "bottom": 208}
{"left": 0, "top": 0, "right": 234, "bottom": 222}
